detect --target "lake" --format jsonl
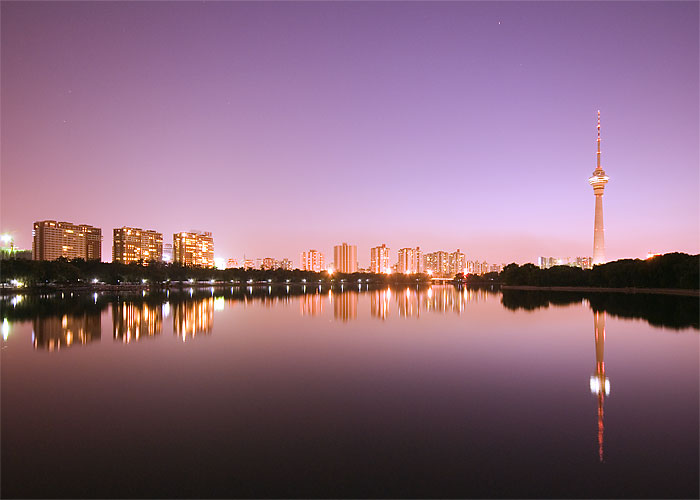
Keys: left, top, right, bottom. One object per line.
{"left": 1, "top": 285, "right": 698, "bottom": 498}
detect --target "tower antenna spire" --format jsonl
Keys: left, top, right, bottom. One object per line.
{"left": 596, "top": 110, "right": 601, "bottom": 170}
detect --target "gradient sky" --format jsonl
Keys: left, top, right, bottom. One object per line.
{"left": 1, "top": 1, "right": 698, "bottom": 266}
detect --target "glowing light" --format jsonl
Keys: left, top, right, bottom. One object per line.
{"left": 92, "top": 278, "right": 99, "bottom": 284}
{"left": 1, "top": 319, "right": 9, "bottom": 341}
{"left": 214, "top": 297, "right": 225, "bottom": 311}
{"left": 0, "top": 234, "right": 11, "bottom": 243}
{"left": 327, "top": 267, "right": 334, "bottom": 275}
{"left": 427, "top": 270, "right": 433, "bottom": 276}
{"left": 214, "top": 257, "right": 226, "bottom": 269}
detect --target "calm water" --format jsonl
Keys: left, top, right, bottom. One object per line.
{"left": 1, "top": 285, "right": 698, "bottom": 498}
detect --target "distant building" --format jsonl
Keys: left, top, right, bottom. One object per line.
{"left": 227, "top": 258, "right": 239, "bottom": 268}
{"left": 300, "top": 249, "right": 325, "bottom": 272}
{"left": 163, "top": 243, "right": 173, "bottom": 263}
{"left": 334, "top": 243, "right": 357, "bottom": 273}
{"left": 449, "top": 249, "right": 466, "bottom": 276}
{"left": 538, "top": 256, "right": 592, "bottom": 270}
{"left": 173, "top": 231, "right": 214, "bottom": 267}
{"left": 424, "top": 250, "right": 449, "bottom": 276}
{"left": 398, "top": 247, "right": 422, "bottom": 274}
{"left": 113, "top": 227, "right": 163, "bottom": 264}
{"left": 261, "top": 257, "right": 275, "bottom": 270}
{"left": 279, "top": 258, "right": 293, "bottom": 270}
{"left": 32, "top": 220, "right": 102, "bottom": 261}
{"left": 370, "top": 244, "right": 390, "bottom": 274}
{"left": 243, "top": 258, "right": 255, "bottom": 270}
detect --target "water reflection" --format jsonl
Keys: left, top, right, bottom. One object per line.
{"left": 173, "top": 297, "right": 213, "bottom": 341}
{"left": 1, "top": 285, "right": 697, "bottom": 354}
{"left": 590, "top": 311, "right": 609, "bottom": 462}
{"left": 113, "top": 302, "right": 163, "bottom": 343}
{"left": 332, "top": 290, "right": 358, "bottom": 322}
{"left": 32, "top": 313, "right": 101, "bottom": 351}
{"left": 300, "top": 292, "right": 324, "bottom": 317}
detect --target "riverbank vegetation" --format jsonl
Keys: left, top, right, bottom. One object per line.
{"left": 0, "top": 258, "right": 432, "bottom": 287}
{"left": 497, "top": 253, "right": 698, "bottom": 289}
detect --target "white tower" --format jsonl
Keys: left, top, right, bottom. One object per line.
{"left": 589, "top": 111, "right": 609, "bottom": 265}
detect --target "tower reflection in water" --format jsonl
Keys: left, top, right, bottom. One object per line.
{"left": 590, "top": 310, "right": 610, "bottom": 462}
{"left": 32, "top": 313, "right": 101, "bottom": 351}
{"left": 113, "top": 302, "right": 163, "bottom": 343}
{"left": 173, "top": 297, "right": 213, "bottom": 341}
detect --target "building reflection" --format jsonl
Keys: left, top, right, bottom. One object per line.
{"left": 589, "top": 310, "right": 610, "bottom": 462}
{"left": 331, "top": 290, "right": 357, "bottom": 322}
{"left": 371, "top": 288, "right": 391, "bottom": 320}
{"left": 113, "top": 302, "right": 163, "bottom": 343}
{"left": 367, "top": 285, "right": 497, "bottom": 319}
{"left": 173, "top": 297, "right": 214, "bottom": 341}
{"left": 300, "top": 292, "right": 324, "bottom": 317}
{"left": 32, "top": 313, "right": 101, "bottom": 351}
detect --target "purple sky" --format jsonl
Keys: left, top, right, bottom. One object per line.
{"left": 1, "top": 1, "right": 698, "bottom": 266}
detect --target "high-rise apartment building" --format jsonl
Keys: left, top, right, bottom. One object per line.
{"left": 173, "top": 231, "right": 214, "bottom": 267}
{"left": 300, "top": 250, "right": 325, "bottom": 272}
{"left": 334, "top": 243, "right": 357, "bottom": 273}
{"left": 280, "top": 258, "right": 293, "bottom": 270}
{"left": 449, "top": 249, "right": 466, "bottom": 276}
{"left": 370, "top": 244, "right": 391, "bottom": 274}
{"left": 113, "top": 227, "right": 163, "bottom": 264}
{"left": 424, "top": 250, "right": 449, "bottom": 276}
{"left": 261, "top": 257, "right": 275, "bottom": 270}
{"left": 227, "top": 258, "right": 239, "bottom": 269}
{"left": 32, "top": 220, "right": 102, "bottom": 261}
{"left": 397, "top": 247, "right": 422, "bottom": 274}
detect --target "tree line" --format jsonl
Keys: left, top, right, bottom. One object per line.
{"left": 495, "top": 253, "right": 698, "bottom": 289}
{"left": 0, "top": 258, "right": 433, "bottom": 286}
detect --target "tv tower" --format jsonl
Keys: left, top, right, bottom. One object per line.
{"left": 589, "top": 111, "right": 609, "bottom": 265}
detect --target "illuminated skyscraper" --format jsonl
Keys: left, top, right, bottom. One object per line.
{"left": 370, "top": 244, "right": 391, "bottom": 274}
{"left": 173, "top": 231, "right": 214, "bottom": 267}
{"left": 397, "top": 247, "right": 422, "bottom": 274}
{"left": 113, "top": 227, "right": 163, "bottom": 264}
{"left": 300, "top": 250, "right": 324, "bottom": 272}
{"left": 32, "top": 220, "right": 102, "bottom": 261}
{"left": 589, "top": 111, "right": 610, "bottom": 265}
{"left": 334, "top": 243, "right": 357, "bottom": 273}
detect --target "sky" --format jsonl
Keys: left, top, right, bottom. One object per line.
{"left": 1, "top": 1, "right": 698, "bottom": 266}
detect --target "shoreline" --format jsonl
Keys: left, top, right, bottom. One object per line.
{"left": 500, "top": 285, "right": 699, "bottom": 297}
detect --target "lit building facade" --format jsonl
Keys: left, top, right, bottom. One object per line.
{"left": 449, "top": 250, "right": 466, "bottom": 275}
{"left": 370, "top": 244, "right": 391, "bottom": 274}
{"left": 32, "top": 220, "right": 102, "bottom": 261}
{"left": 397, "top": 247, "right": 422, "bottom": 274}
{"left": 538, "top": 256, "right": 593, "bottom": 270}
{"left": 227, "top": 258, "right": 239, "bottom": 269}
{"left": 163, "top": 243, "right": 173, "bottom": 263}
{"left": 300, "top": 250, "right": 325, "bottom": 272}
{"left": 334, "top": 243, "right": 357, "bottom": 273}
{"left": 279, "top": 258, "right": 293, "bottom": 270}
{"left": 113, "top": 227, "right": 163, "bottom": 264}
{"left": 261, "top": 257, "right": 275, "bottom": 270}
{"left": 589, "top": 111, "right": 610, "bottom": 265}
{"left": 173, "top": 231, "right": 214, "bottom": 267}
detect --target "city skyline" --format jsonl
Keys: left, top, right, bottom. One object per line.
{"left": 1, "top": 2, "right": 698, "bottom": 264}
